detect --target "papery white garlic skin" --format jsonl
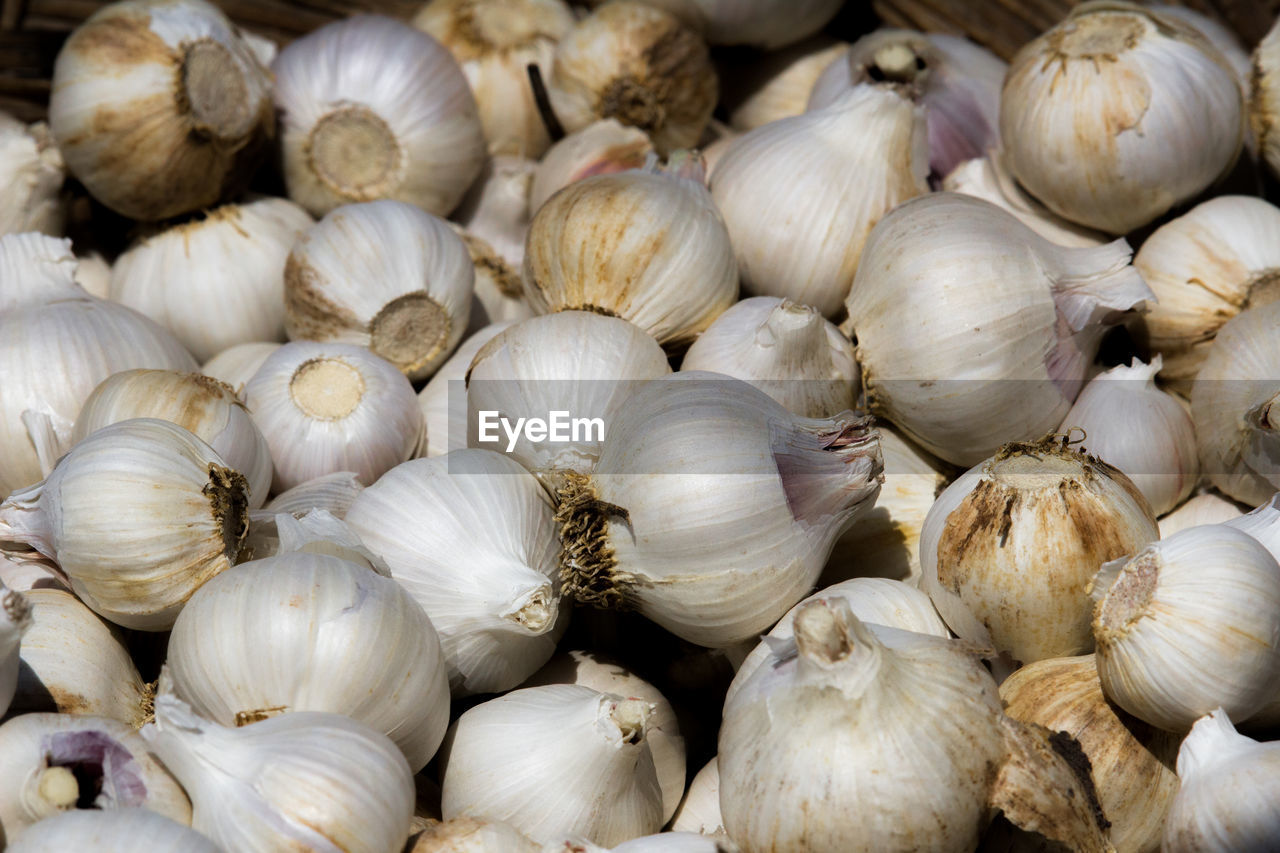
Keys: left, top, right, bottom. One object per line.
{"left": 1000, "top": 3, "right": 1243, "bottom": 234}
{"left": 723, "top": 37, "right": 847, "bottom": 132}
{"left": 263, "top": 471, "right": 364, "bottom": 519}
{"left": 110, "top": 198, "right": 312, "bottom": 362}
{"left": 47, "top": 0, "right": 274, "bottom": 221}
{"left": 456, "top": 231, "right": 533, "bottom": 335}
{"left": 0, "top": 115, "right": 64, "bottom": 237}
{"left": 71, "top": 252, "right": 111, "bottom": 300}
{"left": 1151, "top": 6, "right": 1250, "bottom": 96}
{"left": 0, "top": 554, "right": 69, "bottom": 594}
{"left": 200, "top": 342, "right": 281, "bottom": 397}
{"left": 670, "top": 757, "right": 722, "bottom": 836}
{"left": 417, "top": 323, "right": 513, "bottom": 458}
{"left": 285, "top": 200, "right": 473, "bottom": 381}
{"left": 452, "top": 156, "right": 536, "bottom": 268}
{"left": 244, "top": 341, "right": 423, "bottom": 492}
{"left": 1252, "top": 16, "right": 1280, "bottom": 178}
{"left": 1159, "top": 492, "right": 1245, "bottom": 537}
{"left": 273, "top": 14, "right": 485, "bottom": 217}
{"left": 1092, "top": 525, "right": 1280, "bottom": 732}
{"left": 410, "top": 817, "right": 540, "bottom": 852}
{"left": 441, "top": 684, "right": 663, "bottom": 846}
{"left": 527, "top": 119, "right": 653, "bottom": 215}
{"left": 0, "top": 582, "right": 30, "bottom": 717}
{"left": 5, "top": 809, "right": 217, "bottom": 853}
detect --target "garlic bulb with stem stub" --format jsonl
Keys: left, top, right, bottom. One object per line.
{"left": 1158, "top": 490, "right": 1246, "bottom": 537}
{"left": 47, "top": 0, "right": 274, "bottom": 221}
{"left": 5, "top": 809, "right": 217, "bottom": 853}
{"left": 0, "top": 582, "right": 30, "bottom": 718}
{"left": 527, "top": 119, "right": 652, "bottom": 216}
{"left": 0, "top": 419, "right": 249, "bottom": 631}
{"left": 451, "top": 155, "right": 536, "bottom": 268}
{"left": 843, "top": 192, "right": 1153, "bottom": 467}
{"left": 720, "top": 36, "right": 847, "bottom": 132}
{"left": 1000, "top": 1, "right": 1244, "bottom": 234}
{"left": 0, "top": 114, "right": 64, "bottom": 237}
{"left": 669, "top": 757, "right": 722, "bottom": 836}
{"left": 142, "top": 692, "right": 415, "bottom": 853}
{"left": 344, "top": 450, "right": 566, "bottom": 696}
{"left": 523, "top": 153, "right": 737, "bottom": 348}
{"left": 553, "top": 373, "right": 883, "bottom": 647}
{"left": 417, "top": 322, "right": 513, "bottom": 458}
{"left": 243, "top": 341, "right": 423, "bottom": 492}
{"left": 199, "top": 341, "right": 281, "bottom": 397}
{"left": 440, "top": 684, "right": 663, "bottom": 846}
{"left": 272, "top": 14, "right": 486, "bottom": 217}
{"left": 109, "top": 197, "right": 313, "bottom": 363}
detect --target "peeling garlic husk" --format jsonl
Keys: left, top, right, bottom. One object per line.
{"left": 285, "top": 200, "right": 473, "bottom": 381}
{"left": 1158, "top": 491, "right": 1245, "bottom": 537}
{"left": 411, "top": 817, "right": 540, "bottom": 852}
{"left": 452, "top": 156, "right": 537, "bottom": 268}
{"left": 417, "top": 323, "right": 514, "bottom": 458}
{"left": 200, "top": 342, "right": 281, "bottom": 397}
{"left": 0, "top": 714, "right": 191, "bottom": 841}
{"left": 70, "top": 252, "right": 111, "bottom": 301}
{"left": 440, "top": 684, "right": 663, "bottom": 846}
{"left": 721, "top": 37, "right": 847, "bottom": 132}
{"left": 669, "top": 757, "right": 722, "bottom": 836}
{"left": 0, "top": 115, "right": 64, "bottom": 238}
{"left": 5, "top": 809, "right": 217, "bottom": 853}
{"left": 527, "top": 119, "right": 653, "bottom": 215}
{"left": 0, "top": 554, "right": 68, "bottom": 594}
{"left": 0, "top": 583, "right": 30, "bottom": 717}
{"left": 47, "top": 0, "right": 273, "bottom": 221}
{"left": 1000, "top": 2, "right": 1244, "bottom": 234}
{"left": 679, "top": 297, "right": 858, "bottom": 418}
{"left": 272, "top": 14, "right": 486, "bottom": 217}
{"left": 844, "top": 193, "right": 1152, "bottom": 467}
{"left": 0, "top": 419, "right": 248, "bottom": 631}
{"left": 455, "top": 230, "right": 534, "bottom": 335}
{"left": 263, "top": 471, "right": 364, "bottom": 519}
{"left": 1252, "top": 16, "right": 1280, "bottom": 178}
{"left": 109, "top": 197, "right": 313, "bottom": 363}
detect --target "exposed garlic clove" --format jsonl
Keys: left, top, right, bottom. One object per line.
{"left": 410, "top": 817, "right": 540, "bottom": 852}
{"left": 528, "top": 119, "right": 653, "bottom": 216}
{"left": 200, "top": 342, "right": 281, "bottom": 399}
{"left": 669, "top": 757, "right": 722, "bottom": 836}
{"left": 285, "top": 201, "right": 473, "bottom": 381}
{"left": 1159, "top": 491, "right": 1246, "bottom": 537}
{"left": 47, "top": 0, "right": 273, "bottom": 221}
{"left": 416, "top": 323, "right": 514, "bottom": 458}
{"left": 440, "top": 684, "right": 664, "bottom": 846}
{"left": 451, "top": 156, "right": 537, "bottom": 268}
{"left": 1252, "top": 16, "right": 1280, "bottom": 178}
{"left": 1001, "top": 2, "right": 1244, "bottom": 234}
{"left": 844, "top": 193, "right": 1152, "bottom": 467}
{"left": 0, "top": 115, "right": 64, "bottom": 238}
{"left": 0, "top": 582, "right": 30, "bottom": 718}
{"left": 453, "top": 229, "right": 534, "bottom": 335}
{"left": 109, "top": 198, "right": 313, "bottom": 363}
{"left": 263, "top": 472, "right": 364, "bottom": 520}
{"left": 243, "top": 341, "right": 423, "bottom": 492}
{"left": 721, "top": 37, "right": 848, "bottom": 132}
{"left": 0, "top": 419, "right": 248, "bottom": 631}
{"left": 273, "top": 14, "right": 486, "bottom": 218}
{"left": 5, "top": 809, "right": 216, "bottom": 853}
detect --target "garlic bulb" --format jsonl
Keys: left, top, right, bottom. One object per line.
{"left": 440, "top": 684, "right": 663, "bottom": 846}
{"left": 284, "top": 201, "right": 473, "bottom": 380}
{"left": 844, "top": 192, "right": 1152, "bottom": 467}
{"left": 523, "top": 651, "right": 684, "bottom": 822}
{"left": 524, "top": 155, "right": 737, "bottom": 347}
{"left": 109, "top": 197, "right": 313, "bottom": 363}
{"left": 273, "top": 14, "right": 486, "bottom": 217}
{"left": 456, "top": 230, "right": 534, "bottom": 333}
{"left": 1190, "top": 301, "right": 1280, "bottom": 506}
{"left": 6, "top": 588, "right": 148, "bottom": 726}
{"left": 554, "top": 373, "right": 882, "bottom": 647}
{"left": 679, "top": 297, "right": 857, "bottom": 418}
{"left": 711, "top": 83, "right": 928, "bottom": 318}
{"left": 72, "top": 369, "right": 273, "bottom": 509}
{"left": 1060, "top": 356, "right": 1199, "bottom": 515}
{"left": 1000, "top": 2, "right": 1243, "bottom": 234}
{"left": 1000, "top": 655, "right": 1181, "bottom": 853}
{"left": 920, "top": 436, "right": 1158, "bottom": 665}
{"left": 6, "top": 809, "right": 217, "bottom": 853}
{"left": 722, "top": 37, "right": 847, "bottom": 132}
{"left": 1252, "top": 16, "right": 1280, "bottom": 178}
{"left": 1091, "top": 524, "right": 1280, "bottom": 732}
{"left": 1132, "top": 195, "right": 1280, "bottom": 393}
{"left": 0, "top": 582, "right": 30, "bottom": 717}
{"left": 417, "top": 323, "right": 513, "bottom": 458}
{"left": 808, "top": 30, "right": 1006, "bottom": 181}
{"left": 47, "top": 0, "right": 273, "bottom": 221}
{"left": 414, "top": 0, "right": 574, "bottom": 158}
{"left": 0, "top": 714, "right": 190, "bottom": 840}
{"left": 264, "top": 471, "right": 364, "bottom": 519}
{"left": 344, "top": 450, "right": 565, "bottom": 695}
{"left": 142, "top": 693, "right": 414, "bottom": 853}
{"left": 0, "top": 419, "right": 248, "bottom": 631}
{"left": 1162, "top": 709, "right": 1280, "bottom": 851}
{"left": 669, "top": 758, "right": 722, "bottom": 836}
{"left": 0, "top": 115, "right": 64, "bottom": 237}
{"left": 452, "top": 156, "right": 536, "bottom": 267}
{"left": 466, "top": 312, "right": 671, "bottom": 485}
{"left": 0, "top": 234, "right": 197, "bottom": 497}
{"left": 1159, "top": 491, "right": 1245, "bottom": 537}
{"left": 243, "top": 341, "right": 423, "bottom": 491}
{"left": 200, "top": 342, "right": 281, "bottom": 397}
{"left": 942, "top": 155, "right": 1107, "bottom": 248}
{"left": 527, "top": 119, "right": 652, "bottom": 215}
{"left": 411, "top": 817, "right": 540, "bottom": 853}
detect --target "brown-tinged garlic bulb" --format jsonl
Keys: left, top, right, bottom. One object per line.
{"left": 528, "top": 119, "right": 653, "bottom": 215}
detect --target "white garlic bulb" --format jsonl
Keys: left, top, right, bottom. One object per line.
{"left": 0, "top": 419, "right": 248, "bottom": 631}
{"left": 1000, "top": 2, "right": 1243, "bottom": 234}
{"left": 109, "top": 197, "right": 313, "bottom": 363}
{"left": 0, "top": 714, "right": 190, "bottom": 841}
{"left": 680, "top": 297, "right": 857, "bottom": 417}
{"left": 452, "top": 156, "right": 536, "bottom": 268}
{"left": 414, "top": 0, "right": 574, "bottom": 158}
{"left": 344, "top": 450, "right": 565, "bottom": 695}
{"left": 527, "top": 119, "right": 652, "bottom": 215}
{"left": 243, "top": 341, "right": 423, "bottom": 492}
{"left": 273, "top": 14, "right": 486, "bottom": 217}
{"left": 554, "top": 373, "right": 882, "bottom": 647}
{"left": 263, "top": 471, "right": 364, "bottom": 519}
{"left": 711, "top": 83, "right": 928, "bottom": 318}
{"left": 200, "top": 341, "right": 281, "bottom": 397}
{"left": 1252, "top": 16, "right": 1280, "bottom": 178}
{"left": 417, "top": 323, "right": 513, "bottom": 458}
{"left": 844, "top": 192, "right": 1152, "bottom": 467}
{"left": 142, "top": 693, "right": 414, "bottom": 853}
{"left": 440, "top": 684, "right": 663, "bottom": 846}
{"left": 1133, "top": 195, "right": 1280, "bottom": 393}
{"left": 0, "top": 115, "right": 64, "bottom": 237}
{"left": 722, "top": 37, "right": 847, "bottom": 132}
{"left": 411, "top": 817, "right": 540, "bottom": 853}
{"left": 456, "top": 230, "right": 534, "bottom": 334}
{"left": 1162, "top": 709, "right": 1280, "bottom": 851}
{"left": 669, "top": 757, "right": 722, "bottom": 836}
{"left": 5, "top": 809, "right": 217, "bottom": 853}
{"left": 1159, "top": 491, "right": 1245, "bottom": 537}
{"left": 524, "top": 155, "right": 737, "bottom": 347}
{"left": 47, "top": 0, "right": 273, "bottom": 221}
{"left": 1061, "top": 356, "right": 1200, "bottom": 515}
{"left": 466, "top": 312, "right": 671, "bottom": 485}
{"left": 1091, "top": 524, "right": 1280, "bottom": 732}
{"left": 0, "top": 234, "right": 197, "bottom": 497}
{"left": 0, "top": 582, "right": 30, "bottom": 717}
{"left": 72, "top": 369, "right": 273, "bottom": 509}
{"left": 284, "top": 201, "right": 473, "bottom": 381}
{"left": 548, "top": 2, "right": 716, "bottom": 156}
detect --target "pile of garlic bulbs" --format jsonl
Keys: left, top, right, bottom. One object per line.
{"left": 6, "top": 0, "right": 1280, "bottom": 849}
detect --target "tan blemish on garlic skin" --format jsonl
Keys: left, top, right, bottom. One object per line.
{"left": 283, "top": 252, "right": 365, "bottom": 341}
{"left": 369, "top": 292, "right": 451, "bottom": 375}
{"left": 288, "top": 358, "right": 366, "bottom": 420}
{"left": 305, "top": 105, "right": 403, "bottom": 201}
